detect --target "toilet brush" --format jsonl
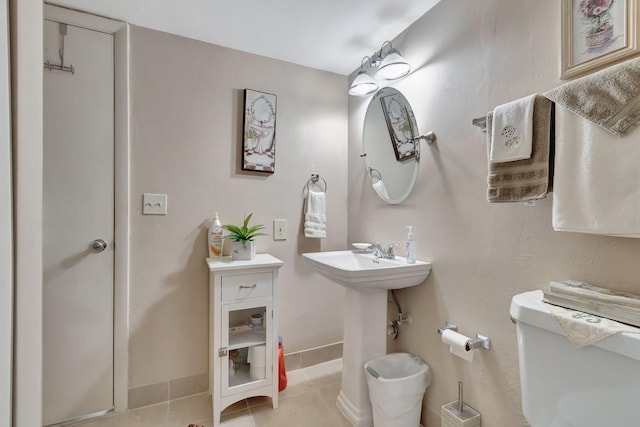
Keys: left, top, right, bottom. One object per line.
{"left": 441, "top": 381, "right": 481, "bottom": 427}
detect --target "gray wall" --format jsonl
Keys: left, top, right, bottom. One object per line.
{"left": 128, "top": 26, "right": 348, "bottom": 388}
{"left": 348, "top": 1, "right": 640, "bottom": 426}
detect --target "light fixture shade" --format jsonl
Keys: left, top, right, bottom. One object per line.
{"left": 348, "top": 70, "right": 379, "bottom": 96}
{"left": 375, "top": 49, "right": 411, "bottom": 80}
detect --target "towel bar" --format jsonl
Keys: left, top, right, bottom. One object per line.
{"left": 472, "top": 116, "right": 487, "bottom": 133}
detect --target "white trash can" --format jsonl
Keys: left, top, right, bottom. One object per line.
{"left": 364, "top": 353, "right": 431, "bottom": 427}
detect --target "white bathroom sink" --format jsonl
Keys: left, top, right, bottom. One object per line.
{"left": 302, "top": 250, "right": 432, "bottom": 425}
{"left": 302, "top": 250, "right": 431, "bottom": 290}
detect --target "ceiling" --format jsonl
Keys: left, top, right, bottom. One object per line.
{"left": 49, "top": 0, "right": 441, "bottom": 76}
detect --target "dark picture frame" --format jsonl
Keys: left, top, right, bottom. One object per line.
{"left": 380, "top": 94, "right": 417, "bottom": 162}
{"left": 242, "top": 89, "right": 277, "bottom": 173}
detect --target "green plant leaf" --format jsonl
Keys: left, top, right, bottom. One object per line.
{"left": 222, "top": 213, "right": 267, "bottom": 242}
{"left": 243, "top": 213, "right": 254, "bottom": 228}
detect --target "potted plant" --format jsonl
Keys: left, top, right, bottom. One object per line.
{"left": 223, "top": 213, "right": 267, "bottom": 260}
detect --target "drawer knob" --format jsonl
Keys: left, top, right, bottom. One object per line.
{"left": 239, "top": 284, "right": 257, "bottom": 289}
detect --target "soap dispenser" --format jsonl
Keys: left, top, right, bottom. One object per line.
{"left": 405, "top": 225, "right": 416, "bottom": 264}
{"left": 208, "top": 212, "right": 224, "bottom": 258}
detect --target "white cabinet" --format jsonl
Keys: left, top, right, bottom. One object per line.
{"left": 207, "top": 254, "right": 283, "bottom": 426}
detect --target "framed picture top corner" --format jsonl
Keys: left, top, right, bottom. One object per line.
{"left": 561, "top": 0, "right": 639, "bottom": 80}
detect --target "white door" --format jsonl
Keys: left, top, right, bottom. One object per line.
{"left": 43, "top": 19, "right": 114, "bottom": 425}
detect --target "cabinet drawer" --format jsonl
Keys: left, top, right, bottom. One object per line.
{"left": 221, "top": 272, "right": 272, "bottom": 301}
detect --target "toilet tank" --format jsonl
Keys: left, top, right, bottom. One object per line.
{"left": 510, "top": 292, "right": 640, "bottom": 427}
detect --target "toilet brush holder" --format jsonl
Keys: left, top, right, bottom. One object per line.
{"left": 441, "top": 382, "right": 481, "bottom": 427}
{"left": 441, "top": 402, "right": 481, "bottom": 427}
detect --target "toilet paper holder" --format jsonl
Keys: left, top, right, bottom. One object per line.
{"left": 437, "top": 321, "right": 491, "bottom": 351}
{"left": 437, "top": 321, "right": 458, "bottom": 334}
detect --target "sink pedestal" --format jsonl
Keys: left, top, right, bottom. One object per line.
{"left": 336, "top": 288, "right": 387, "bottom": 427}
{"left": 301, "top": 251, "right": 431, "bottom": 427}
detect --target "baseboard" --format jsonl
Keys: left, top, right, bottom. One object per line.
{"left": 127, "top": 342, "right": 344, "bottom": 410}
{"left": 127, "top": 372, "right": 208, "bottom": 409}
{"left": 283, "top": 341, "right": 343, "bottom": 371}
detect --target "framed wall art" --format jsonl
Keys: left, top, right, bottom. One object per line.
{"left": 242, "top": 89, "right": 277, "bottom": 173}
{"left": 561, "top": 0, "right": 639, "bottom": 79}
{"left": 380, "top": 93, "right": 417, "bottom": 161}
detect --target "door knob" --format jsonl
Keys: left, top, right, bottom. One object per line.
{"left": 90, "top": 239, "right": 108, "bottom": 253}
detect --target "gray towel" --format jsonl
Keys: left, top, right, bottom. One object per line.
{"left": 487, "top": 96, "right": 553, "bottom": 203}
{"left": 544, "top": 57, "right": 640, "bottom": 137}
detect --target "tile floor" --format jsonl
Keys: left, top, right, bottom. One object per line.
{"left": 71, "top": 358, "right": 351, "bottom": 427}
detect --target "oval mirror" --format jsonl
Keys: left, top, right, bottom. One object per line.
{"left": 362, "top": 87, "right": 419, "bottom": 204}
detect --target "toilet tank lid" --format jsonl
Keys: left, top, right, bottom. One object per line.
{"left": 510, "top": 291, "right": 640, "bottom": 362}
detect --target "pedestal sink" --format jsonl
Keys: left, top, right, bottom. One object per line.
{"left": 302, "top": 250, "right": 431, "bottom": 427}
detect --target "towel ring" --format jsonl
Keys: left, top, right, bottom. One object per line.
{"left": 367, "top": 167, "right": 382, "bottom": 182}
{"left": 306, "top": 173, "right": 327, "bottom": 193}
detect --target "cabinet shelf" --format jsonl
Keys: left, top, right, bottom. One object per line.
{"left": 228, "top": 328, "right": 266, "bottom": 350}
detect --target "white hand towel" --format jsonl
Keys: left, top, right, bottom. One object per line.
{"left": 372, "top": 179, "right": 390, "bottom": 200}
{"left": 304, "top": 190, "right": 326, "bottom": 238}
{"left": 553, "top": 106, "right": 640, "bottom": 237}
{"left": 490, "top": 94, "right": 537, "bottom": 163}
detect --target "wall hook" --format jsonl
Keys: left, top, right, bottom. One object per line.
{"left": 44, "top": 23, "right": 75, "bottom": 74}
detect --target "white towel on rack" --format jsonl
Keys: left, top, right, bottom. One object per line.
{"left": 372, "top": 179, "right": 390, "bottom": 200}
{"left": 553, "top": 106, "right": 640, "bottom": 237}
{"left": 490, "top": 94, "right": 537, "bottom": 163}
{"left": 304, "top": 190, "right": 326, "bottom": 238}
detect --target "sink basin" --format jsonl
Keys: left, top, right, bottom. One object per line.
{"left": 302, "top": 250, "right": 431, "bottom": 290}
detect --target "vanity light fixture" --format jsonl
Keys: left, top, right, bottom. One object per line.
{"left": 348, "top": 56, "right": 379, "bottom": 96}
{"left": 374, "top": 41, "right": 411, "bottom": 80}
{"left": 348, "top": 41, "right": 411, "bottom": 96}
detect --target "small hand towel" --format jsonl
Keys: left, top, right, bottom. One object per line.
{"left": 372, "top": 179, "right": 390, "bottom": 200}
{"left": 544, "top": 57, "right": 640, "bottom": 136}
{"left": 486, "top": 96, "right": 553, "bottom": 202}
{"left": 304, "top": 190, "right": 326, "bottom": 238}
{"left": 526, "top": 290, "right": 640, "bottom": 348}
{"left": 553, "top": 105, "right": 640, "bottom": 237}
{"left": 490, "top": 93, "right": 537, "bottom": 163}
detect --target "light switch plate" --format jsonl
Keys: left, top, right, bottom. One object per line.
{"left": 143, "top": 193, "right": 167, "bottom": 215}
{"left": 273, "top": 219, "right": 287, "bottom": 240}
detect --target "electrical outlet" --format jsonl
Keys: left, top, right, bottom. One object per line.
{"left": 143, "top": 193, "right": 167, "bottom": 215}
{"left": 273, "top": 219, "right": 287, "bottom": 240}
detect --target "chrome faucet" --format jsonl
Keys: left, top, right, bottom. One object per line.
{"left": 370, "top": 241, "right": 398, "bottom": 259}
{"left": 370, "top": 241, "right": 385, "bottom": 258}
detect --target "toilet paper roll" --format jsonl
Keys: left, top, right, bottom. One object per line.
{"left": 441, "top": 329, "right": 473, "bottom": 362}
{"left": 250, "top": 365, "right": 266, "bottom": 380}
{"left": 247, "top": 345, "right": 266, "bottom": 366}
